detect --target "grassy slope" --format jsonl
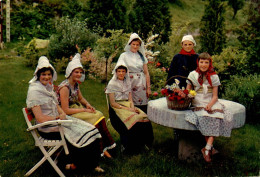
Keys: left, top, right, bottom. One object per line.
{"left": 167, "top": 0, "right": 249, "bottom": 53}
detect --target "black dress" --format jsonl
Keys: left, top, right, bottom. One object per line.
{"left": 167, "top": 54, "right": 198, "bottom": 87}
{"left": 108, "top": 104, "right": 154, "bottom": 153}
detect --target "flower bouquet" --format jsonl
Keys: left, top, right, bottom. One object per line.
{"left": 161, "top": 77, "right": 196, "bottom": 110}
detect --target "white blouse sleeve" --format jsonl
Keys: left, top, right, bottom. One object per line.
{"left": 211, "top": 74, "right": 221, "bottom": 87}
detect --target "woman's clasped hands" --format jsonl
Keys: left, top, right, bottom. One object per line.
{"left": 82, "top": 104, "right": 96, "bottom": 113}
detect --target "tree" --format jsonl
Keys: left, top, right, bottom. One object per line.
{"left": 128, "top": 0, "right": 171, "bottom": 43}
{"left": 199, "top": 0, "right": 226, "bottom": 55}
{"left": 236, "top": 0, "right": 260, "bottom": 74}
{"left": 228, "top": 0, "right": 245, "bottom": 19}
{"left": 85, "top": 0, "right": 127, "bottom": 35}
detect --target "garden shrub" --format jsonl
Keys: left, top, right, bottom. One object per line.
{"left": 212, "top": 46, "right": 248, "bottom": 92}
{"left": 148, "top": 63, "right": 168, "bottom": 94}
{"left": 24, "top": 39, "right": 48, "bottom": 68}
{"left": 80, "top": 47, "right": 117, "bottom": 82}
{"left": 222, "top": 74, "right": 260, "bottom": 123}
{"left": 94, "top": 30, "right": 129, "bottom": 62}
{"left": 54, "top": 57, "right": 69, "bottom": 74}
{"left": 48, "top": 16, "right": 100, "bottom": 62}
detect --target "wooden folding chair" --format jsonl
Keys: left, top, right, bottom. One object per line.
{"left": 22, "top": 108, "right": 72, "bottom": 177}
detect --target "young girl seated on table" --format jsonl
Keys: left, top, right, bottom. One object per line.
{"left": 185, "top": 52, "right": 233, "bottom": 163}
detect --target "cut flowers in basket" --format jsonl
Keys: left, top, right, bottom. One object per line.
{"left": 161, "top": 79, "right": 197, "bottom": 104}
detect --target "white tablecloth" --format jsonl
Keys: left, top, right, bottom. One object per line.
{"left": 147, "top": 97, "right": 246, "bottom": 131}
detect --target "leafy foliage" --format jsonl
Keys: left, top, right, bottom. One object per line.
{"left": 23, "top": 39, "right": 48, "bottom": 68}
{"left": 222, "top": 74, "right": 260, "bottom": 123}
{"left": 54, "top": 57, "right": 69, "bottom": 74}
{"left": 7, "top": 0, "right": 84, "bottom": 41}
{"left": 48, "top": 16, "right": 100, "bottom": 61}
{"left": 227, "top": 0, "right": 245, "bottom": 19}
{"left": 10, "top": 2, "right": 55, "bottom": 41}
{"left": 199, "top": 0, "right": 226, "bottom": 55}
{"left": 148, "top": 64, "right": 168, "bottom": 93}
{"left": 93, "top": 30, "right": 129, "bottom": 82}
{"left": 128, "top": 0, "right": 172, "bottom": 43}
{"left": 235, "top": 0, "right": 260, "bottom": 74}
{"left": 85, "top": 0, "right": 127, "bottom": 35}
{"left": 212, "top": 46, "right": 248, "bottom": 81}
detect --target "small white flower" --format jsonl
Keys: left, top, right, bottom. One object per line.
{"left": 174, "top": 79, "right": 180, "bottom": 85}
{"left": 172, "top": 83, "right": 177, "bottom": 89}
{"left": 152, "top": 51, "right": 160, "bottom": 56}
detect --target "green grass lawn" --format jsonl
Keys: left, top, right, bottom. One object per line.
{"left": 0, "top": 44, "right": 259, "bottom": 177}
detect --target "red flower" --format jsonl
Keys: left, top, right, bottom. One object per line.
{"left": 130, "top": 75, "right": 133, "bottom": 79}
{"left": 177, "top": 96, "right": 182, "bottom": 101}
{"left": 161, "top": 88, "right": 168, "bottom": 95}
{"left": 156, "top": 62, "right": 161, "bottom": 67}
{"left": 169, "top": 95, "right": 175, "bottom": 101}
{"left": 153, "top": 92, "right": 158, "bottom": 96}
{"left": 183, "top": 89, "right": 189, "bottom": 95}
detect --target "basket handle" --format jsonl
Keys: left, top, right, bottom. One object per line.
{"left": 165, "top": 75, "right": 194, "bottom": 90}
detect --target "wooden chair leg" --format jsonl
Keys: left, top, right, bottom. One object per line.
{"left": 25, "top": 145, "right": 65, "bottom": 177}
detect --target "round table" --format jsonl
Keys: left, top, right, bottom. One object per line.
{"left": 147, "top": 97, "right": 246, "bottom": 130}
{"left": 147, "top": 97, "right": 246, "bottom": 161}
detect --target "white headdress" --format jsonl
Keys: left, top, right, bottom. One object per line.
{"left": 181, "top": 35, "right": 196, "bottom": 46}
{"left": 124, "top": 33, "right": 146, "bottom": 56}
{"left": 65, "top": 53, "right": 85, "bottom": 82}
{"left": 29, "top": 56, "right": 57, "bottom": 84}
{"left": 106, "top": 61, "right": 131, "bottom": 94}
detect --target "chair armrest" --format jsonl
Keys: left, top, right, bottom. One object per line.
{"left": 27, "top": 120, "right": 73, "bottom": 131}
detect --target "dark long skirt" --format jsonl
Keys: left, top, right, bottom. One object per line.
{"left": 39, "top": 131, "right": 100, "bottom": 171}
{"left": 109, "top": 105, "right": 154, "bottom": 153}
{"left": 95, "top": 118, "right": 116, "bottom": 153}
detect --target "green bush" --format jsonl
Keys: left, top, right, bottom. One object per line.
{"left": 212, "top": 46, "right": 248, "bottom": 92}
{"left": 23, "top": 39, "right": 48, "bottom": 68}
{"left": 222, "top": 74, "right": 260, "bottom": 123}
{"left": 10, "top": 2, "right": 55, "bottom": 41}
{"left": 94, "top": 30, "right": 129, "bottom": 61}
{"left": 48, "top": 16, "right": 100, "bottom": 62}
{"left": 54, "top": 57, "right": 69, "bottom": 74}
{"left": 148, "top": 64, "right": 168, "bottom": 93}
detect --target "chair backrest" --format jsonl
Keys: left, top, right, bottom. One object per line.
{"left": 106, "top": 94, "right": 110, "bottom": 111}
{"left": 23, "top": 108, "right": 34, "bottom": 128}
{"left": 22, "top": 108, "right": 41, "bottom": 143}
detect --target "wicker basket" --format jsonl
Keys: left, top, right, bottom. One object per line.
{"left": 165, "top": 75, "right": 194, "bottom": 110}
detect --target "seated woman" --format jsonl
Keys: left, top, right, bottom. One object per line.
{"left": 105, "top": 63, "right": 153, "bottom": 154}
{"left": 26, "top": 56, "right": 104, "bottom": 172}
{"left": 57, "top": 53, "right": 115, "bottom": 158}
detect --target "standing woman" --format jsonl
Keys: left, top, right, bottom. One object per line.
{"left": 26, "top": 56, "right": 104, "bottom": 172}
{"left": 167, "top": 34, "right": 198, "bottom": 87}
{"left": 57, "top": 53, "right": 116, "bottom": 158}
{"left": 117, "top": 33, "right": 151, "bottom": 113}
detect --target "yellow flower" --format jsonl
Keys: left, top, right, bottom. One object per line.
{"left": 189, "top": 90, "right": 197, "bottom": 96}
